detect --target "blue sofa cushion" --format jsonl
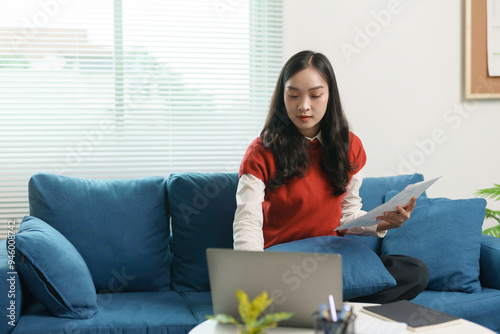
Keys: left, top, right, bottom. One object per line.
{"left": 266, "top": 236, "right": 396, "bottom": 300}
{"left": 479, "top": 234, "right": 500, "bottom": 290}
{"left": 412, "top": 288, "right": 500, "bottom": 333}
{"left": 12, "top": 291, "right": 199, "bottom": 334}
{"left": 28, "top": 173, "right": 170, "bottom": 292}
{"left": 168, "top": 172, "right": 238, "bottom": 292}
{"left": 13, "top": 216, "right": 97, "bottom": 319}
{"left": 343, "top": 234, "right": 382, "bottom": 254}
{"left": 381, "top": 194, "right": 486, "bottom": 293}
{"left": 182, "top": 291, "right": 213, "bottom": 322}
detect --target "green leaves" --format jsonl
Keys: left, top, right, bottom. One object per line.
{"left": 206, "top": 290, "right": 294, "bottom": 334}
{"left": 237, "top": 289, "right": 273, "bottom": 330}
{"left": 475, "top": 184, "right": 500, "bottom": 201}
{"left": 483, "top": 224, "right": 500, "bottom": 237}
{"left": 485, "top": 208, "right": 500, "bottom": 225}
{"left": 256, "top": 312, "right": 295, "bottom": 329}
{"left": 476, "top": 185, "right": 500, "bottom": 238}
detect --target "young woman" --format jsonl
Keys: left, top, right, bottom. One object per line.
{"left": 233, "top": 50, "right": 428, "bottom": 303}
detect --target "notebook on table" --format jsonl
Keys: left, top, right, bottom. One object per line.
{"left": 361, "top": 300, "right": 462, "bottom": 332}
{"left": 206, "top": 248, "right": 343, "bottom": 328}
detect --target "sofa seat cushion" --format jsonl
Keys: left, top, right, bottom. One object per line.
{"left": 266, "top": 236, "right": 396, "bottom": 300}
{"left": 28, "top": 173, "right": 171, "bottom": 292}
{"left": 412, "top": 288, "right": 500, "bottom": 333}
{"left": 381, "top": 195, "right": 486, "bottom": 293}
{"left": 181, "top": 291, "right": 213, "bottom": 322}
{"left": 13, "top": 216, "right": 97, "bottom": 319}
{"left": 12, "top": 291, "right": 199, "bottom": 334}
{"left": 168, "top": 172, "right": 238, "bottom": 292}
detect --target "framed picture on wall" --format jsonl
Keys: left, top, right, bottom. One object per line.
{"left": 465, "top": 0, "right": 500, "bottom": 99}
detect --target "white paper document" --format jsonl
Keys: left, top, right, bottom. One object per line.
{"left": 334, "top": 176, "right": 441, "bottom": 231}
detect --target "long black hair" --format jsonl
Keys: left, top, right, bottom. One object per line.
{"left": 261, "top": 50, "right": 355, "bottom": 196}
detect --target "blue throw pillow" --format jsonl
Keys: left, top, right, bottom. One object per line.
{"left": 28, "top": 173, "right": 170, "bottom": 292}
{"left": 266, "top": 236, "right": 396, "bottom": 300}
{"left": 168, "top": 172, "right": 238, "bottom": 292}
{"left": 381, "top": 192, "right": 486, "bottom": 293}
{"left": 13, "top": 216, "right": 98, "bottom": 319}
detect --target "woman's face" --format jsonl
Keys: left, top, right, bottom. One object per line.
{"left": 284, "top": 67, "right": 329, "bottom": 138}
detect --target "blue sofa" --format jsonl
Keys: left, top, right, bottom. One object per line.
{"left": 1, "top": 172, "right": 499, "bottom": 334}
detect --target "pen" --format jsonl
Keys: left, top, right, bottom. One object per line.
{"left": 338, "top": 304, "right": 351, "bottom": 321}
{"left": 328, "top": 294, "right": 337, "bottom": 322}
{"left": 319, "top": 303, "right": 328, "bottom": 319}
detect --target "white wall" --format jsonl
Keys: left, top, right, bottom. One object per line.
{"left": 283, "top": 0, "right": 500, "bottom": 229}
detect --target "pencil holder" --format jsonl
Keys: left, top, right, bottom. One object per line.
{"left": 312, "top": 311, "right": 356, "bottom": 334}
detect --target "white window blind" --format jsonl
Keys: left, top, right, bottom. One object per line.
{"left": 0, "top": 0, "right": 283, "bottom": 238}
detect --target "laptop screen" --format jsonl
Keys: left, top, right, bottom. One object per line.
{"left": 206, "top": 248, "right": 343, "bottom": 328}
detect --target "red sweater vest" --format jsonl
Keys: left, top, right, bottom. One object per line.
{"left": 239, "top": 132, "right": 366, "bottom": 249}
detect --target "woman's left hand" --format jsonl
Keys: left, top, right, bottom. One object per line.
{"left": 376, "top": 197, "right": 417, "bottom": 232}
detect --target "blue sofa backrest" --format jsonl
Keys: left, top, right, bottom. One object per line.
{"left": 359, "top": 173, "right": 425, "bottom": 211}
{"left": 26, "top": 172, "right": 425, "bottom": 294}
{"left": 28, "top": 173, "right": 171, "bottom": 293}
{"left": 167, "top": 172, "right": 239, "bottom": 292}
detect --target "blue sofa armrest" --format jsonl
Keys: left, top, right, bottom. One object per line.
{"left": 479, "top": 234, "right": 500, "bottom": 289}
{"left": 0, "top": 239, "right": 22, "bottom": 333}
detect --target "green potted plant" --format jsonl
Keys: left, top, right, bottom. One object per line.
{"left": 206, "top": 289, "right": 294, "bottom": 334}
{"left": 476, "top": 184, "right": 500, "bottom": 237}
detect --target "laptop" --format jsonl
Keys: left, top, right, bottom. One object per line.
{"left": 206, "top": 248, "right": 343, "bottom": 328}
